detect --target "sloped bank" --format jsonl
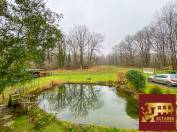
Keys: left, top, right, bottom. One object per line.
{"left": 11, "top": 79, "right": 139, "bottom": 132}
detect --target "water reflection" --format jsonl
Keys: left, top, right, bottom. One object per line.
{"left": 68, "top": 84, "right": 103, "bottom": 117}
{"left": 116, "top": 90, "right": 138, "bottom": 119}
{"left": 38, "top": 84, "right": 103, "bottom": 117}
{"left": 126, "top": 98, "right": 138, "bottom": 119}
{"left": 37, "top": 84, "right": 138, "bottom": 128}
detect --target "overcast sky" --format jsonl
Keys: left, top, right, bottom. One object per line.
{"left": 47, "top": 0, "right": 170, "bottom": 55}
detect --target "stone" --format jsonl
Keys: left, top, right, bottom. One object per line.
{"left": 3, "top": 121, "right": 15, "bottom": 127}
{"left": 2, "top": 115, "right": 13, "bottom": 120}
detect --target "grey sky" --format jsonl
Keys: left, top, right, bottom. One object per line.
{"left": 47, "top": 0, "right": 170, "bottom": 55}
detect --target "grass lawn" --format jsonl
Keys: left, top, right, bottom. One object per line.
{"left": 0, "top": 66, "right": 133, "bottom": 104}
{"left": 8, "top": 114, "right": 138, "bottom": 132}
{"left": 0, "top": 66, "right": 177, "bottom": 132}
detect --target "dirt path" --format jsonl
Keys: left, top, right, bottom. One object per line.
{"left": 0, "top": 104, "right": 15, "bottom": 131}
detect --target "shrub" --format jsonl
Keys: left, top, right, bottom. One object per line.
{"left": 125, "top": 70, "right": 146, "bottom": 91}
{"left": 169, "top": 71, "right": 176, "bottom": 74}
{"left": 149, "top": 86, "right": 162, "bottom": 94}
{"left": 28, "top": 106, "right": 54, "bottom": 130}
{"left": 34, "top": 115, "right": 53, "bottom": 130}
{"left": 117, "top": 72, "right": 126, "bottom": 82}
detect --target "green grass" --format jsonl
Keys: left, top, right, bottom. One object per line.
{"left": 12, "top": 116, "right": 36, "bottom": 132}
{"left": 1, "top": 65, "right": 177, "bottom": 104}
{"left": 1, "top": 65, "right": 176, "bottom": 104}
{"left": 0, "top": 66, "right": 143, "bottom": 103}
{"left": 1, "top": 66, "right": 177, "bottom": 132}
{"left": 10, "top": 114, "right": 138, "bottom": 132}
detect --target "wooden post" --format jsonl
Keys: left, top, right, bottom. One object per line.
{"left": 2, "top": 91, "right": 4, "bottom": 100}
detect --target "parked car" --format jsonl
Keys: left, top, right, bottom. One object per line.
{"left": 148, "top": 74, "right": 177, "bottom": 87}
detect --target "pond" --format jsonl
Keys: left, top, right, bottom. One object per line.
{"left": 37, "top": 84, "right": 138, "bottom": 128}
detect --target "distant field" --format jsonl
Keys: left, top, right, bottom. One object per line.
{"left": 1, "top": 66, "right": 177, "bottom": 104}
{"left": 1, "top": 66, "right": 177, "bottom": 132}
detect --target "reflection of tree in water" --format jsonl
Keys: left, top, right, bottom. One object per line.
{"left": 38, "top": 86, "right": 68, "bottom": 111}
{"left": 116, "top": 90, "right": 138, "bottom": 119}
{"left": 69, "top": 84, "right": 103, "bottom": 117}
{"left": 56, "top": 86, "right": 68, "bottom": 109}
{"left": 38, "top": 84, "right": 103, "bottom": 117}
{"left": 125, "top": 98, "right": 138, "bottom": 119}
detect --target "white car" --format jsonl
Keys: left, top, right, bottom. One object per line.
{"left": 148, "top": 74, "right": 177, "bottom": 87}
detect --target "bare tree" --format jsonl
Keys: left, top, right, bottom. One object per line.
{"left": 160, "top": 1, "right": 177, "bottom": 70}
{"left": 111, "top": 44, "right": 120, "bottom": 65}
{"left": 88, "top": 32, "right": 104, "bottom": 65}
{"left": 151, "top": 20, "right": 168, "bottom": 67}
{"left": 134, "top": 27, "right": 153, "bottom": 67}
{"left": 107, "top": 1, "right": 177, "bottom": 69}
{"left": 124, "top": 35, "right": 136, "bottom": 66}
{"left": 70, "top": 25, "right": 90, "bottom": 69}
{"left": 66, "top": 34, "right": 79, "bottom": 68}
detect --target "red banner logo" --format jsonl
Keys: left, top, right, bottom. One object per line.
{"left": 139, "top": 94, "right": 176, "bottom": 131}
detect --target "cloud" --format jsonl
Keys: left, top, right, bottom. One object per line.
{"left": 47, "top": 0, "right": 170, "bottom": 54}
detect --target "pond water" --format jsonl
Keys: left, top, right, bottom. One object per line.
{"left": 37, "top": 84, "right": 138, "bottom": 128}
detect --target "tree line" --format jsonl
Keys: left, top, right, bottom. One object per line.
{"left": 107, "top": 1, "right": 177, "bottom": 70}
{"left": 1, "top": 0, "right": 177, "bottom": 95}
{"left": 39, "top": 25, "right": 104, "bottom": 70}
{"left": 0, "top": 0, "right": 105, "bottom": 94}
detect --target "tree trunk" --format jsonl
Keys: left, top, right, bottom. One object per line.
{"left": 73, "top": 53, "right": 77, "bottom": 69}
{"left": 80, "top": 48, "right": 83, "bottom": 70}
